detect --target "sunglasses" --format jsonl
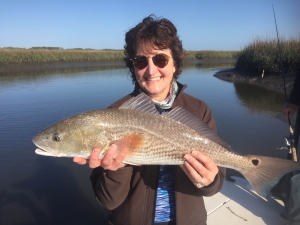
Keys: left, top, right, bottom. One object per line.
{"left": 130, "top": 53, "right": 171, "bottom": 70}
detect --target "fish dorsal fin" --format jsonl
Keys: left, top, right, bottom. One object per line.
{"left": 164, "top": 107, "right": 233, "bottom": 150}
{"left": 120, "top": 93, "right": 232, "bottom": 150}
{"left": 119, "top": 93, "right": 160, "bottom": 115}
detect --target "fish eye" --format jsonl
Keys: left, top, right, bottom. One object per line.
{"left": 52, "top": 134, "right": 60, "bottom": 142}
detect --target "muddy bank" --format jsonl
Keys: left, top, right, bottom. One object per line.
{"left": 214, "top": 68, "right": 296, "bottom": 95}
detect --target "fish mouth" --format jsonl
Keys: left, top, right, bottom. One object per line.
{"left": 33, "top": 136, "right": 57, "bottom": 157}
{"left": 35, "top": 148, "right": 56, "bottom": 157}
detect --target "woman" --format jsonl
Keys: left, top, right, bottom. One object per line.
{"left": 74, "top": 15, "right": 226, "bottom": 225}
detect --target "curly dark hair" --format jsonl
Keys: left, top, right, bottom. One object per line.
{"left": 124, "top": 15, "right": 184, "bottom": 83}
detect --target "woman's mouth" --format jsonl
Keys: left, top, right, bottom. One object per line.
{"left": 146, "top": 77, "right": 161, "bottom": 81}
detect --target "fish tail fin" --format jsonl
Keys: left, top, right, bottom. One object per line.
{"left": 240, "top": 155, "right": 300, "bottom": 197}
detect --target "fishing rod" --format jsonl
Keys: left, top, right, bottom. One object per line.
{"left": 272, "top": 4, "right": 297, "bottom": 162}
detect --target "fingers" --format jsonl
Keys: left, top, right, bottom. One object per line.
{"left": 101, "top": 144, "right": 117, "bottom": 168}
{"left": 88, "top": 147, "right": 102, "bottom": 168}
{"left": 191, "top": 151, "right": 218, "bottom": 175}
{"left": 101, "top": 144, "right": 126, "bottom": 171}
{"left": 180, "top": 162, "right": 201, "bottom": 185}
{"left": 73, "top": 147, "right": 101, "bottom": 168}
{"left": 183, "top": 154, "right": 206, "bottom": 183}
{"left": 73, "top": 145, "right": 127, "bottom": 170}
{"left": 182, "top": 151, "right": 218, "bottom": 188}
{"left": 73, "top": 157, "right": 88, "bottom": 165}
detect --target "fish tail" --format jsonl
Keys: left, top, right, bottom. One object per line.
{"left": 240, "top": 155, "right": 300, "bottom": 197}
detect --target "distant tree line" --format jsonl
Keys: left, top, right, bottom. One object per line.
{"left": 31, "top": 47, "right": 64, "bottom": 50}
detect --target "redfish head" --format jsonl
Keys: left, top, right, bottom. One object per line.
{"left": 32, "top": 115, "right": 110, "bottom": 158}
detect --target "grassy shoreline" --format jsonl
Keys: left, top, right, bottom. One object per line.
{"left": 0, "top": 48, "right": 238, "bottom": 64}
{"left": 236, "top": 37, "right": 300, "bottom": 75}
{"left": 0, "top": 49, "right": 125, "bottom": 63}
{"left": 1, "top": 36, "right": 299, "bottom": 72}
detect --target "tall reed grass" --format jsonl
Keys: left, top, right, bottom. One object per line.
{"left": 0, "top": 49, "right": 125, "bottom": 63}
{"left": 193, "top": 50, "right": 239, "bottom": 59}
{"left": 0, "top": 48, "right": 239, "bottom": 64}
{"left": 183, "top": 50, "right": 239, "bottom": 59}
{"left": 235, "top": 37, "right": 300, "bottom": 74}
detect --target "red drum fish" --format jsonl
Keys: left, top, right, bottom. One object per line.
{"left": 33, "top": 93, "right": 300, "bottom": 196}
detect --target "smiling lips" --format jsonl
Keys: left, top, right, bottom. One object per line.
{"left": 145, "top": 76, "right": 161, "bottom": 81}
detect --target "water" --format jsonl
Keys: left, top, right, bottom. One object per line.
{"left": 0, "top": 61, "right": 289, "bottom": 225}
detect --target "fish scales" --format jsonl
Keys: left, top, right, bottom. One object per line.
{"left": 33, "top": 93, "right": 300, "bottom": 196}
{"left": 99, "top": 108, "right": 226, "bottom": 165}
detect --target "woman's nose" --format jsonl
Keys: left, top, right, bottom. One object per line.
{"left": 145, "top": 57, "right": 158, "bottom": 74}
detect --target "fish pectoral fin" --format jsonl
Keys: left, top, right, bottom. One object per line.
{"left": 113, "top": 133, "right": 144, "bottom": 158}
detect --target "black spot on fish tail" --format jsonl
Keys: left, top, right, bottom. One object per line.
{"left": 251, "top": 158, "right": 259, "bottom": 166}
{"left": 241, "top": 155, "right": 300, "bottom": 197}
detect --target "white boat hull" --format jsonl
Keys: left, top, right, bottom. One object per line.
{"left": 204, "top": 176, "right": 286, "bottom": 225}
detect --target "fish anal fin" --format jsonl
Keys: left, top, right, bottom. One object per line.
{"left": 113, "top": 133, "right": 144, "bottom": 159}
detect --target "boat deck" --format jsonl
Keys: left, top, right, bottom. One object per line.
{"left": 204, "top": 176, "right": 286, "bottom": 225}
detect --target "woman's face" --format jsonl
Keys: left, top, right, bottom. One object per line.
{"left": 134, "top": 47, "right": 176, "bottom": 102}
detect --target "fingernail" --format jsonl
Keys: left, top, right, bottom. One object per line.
{"left": 93, "top": 148, "right": 100, "bottom": 154}
{"left": 111, "top": 144, "right": 117, "bottom": 151}
{"left": 184, "top": 154, "right": 190, "bottom": 160}
{"left": 184, "top": 161, "right": 190, "bottom": 167}
{"left": 192, "top": 151, "right": 198, "bottom": 156}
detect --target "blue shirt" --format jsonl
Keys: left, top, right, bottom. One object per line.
{"left": 154, "top": 165, "right": 176, "bottom": 223}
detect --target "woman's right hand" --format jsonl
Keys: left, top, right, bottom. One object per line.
{"left": 73, "top": 144, "right": 126, "bottom": 170}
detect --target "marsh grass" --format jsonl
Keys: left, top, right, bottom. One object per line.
{"left": 185, "top": 50, "right": 239, "bottom": 59}
{"left": 0, "top": 49, "right": 125, "bottom": 63}
{"left": 195, "top": 51, "right": 239, "bottom": 59}
{"left": 0, "top": 48, "right": 240, "bottom": 64}
{"left": 235, "top": 37, "right": 300, "bottom": 74}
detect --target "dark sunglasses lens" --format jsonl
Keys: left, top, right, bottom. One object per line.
{"left": 153, "top": 54, "right": 169, "bottom": 68}
{"left": 133, "top": 56, "right": 148, "bottom": 69}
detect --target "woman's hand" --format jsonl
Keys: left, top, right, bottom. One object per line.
{"left": 180, "top": 151, "right": 219, "bottom": 188}
{"left": 73, "top": 144, "right": 126, "bottom": 171}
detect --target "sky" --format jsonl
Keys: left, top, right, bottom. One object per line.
{"left": 1, "top": 0, "right": 299, "bottom": 51}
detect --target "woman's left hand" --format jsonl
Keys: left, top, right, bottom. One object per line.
{"left": 180, "top": 151, "right": 219, "bottom": 188}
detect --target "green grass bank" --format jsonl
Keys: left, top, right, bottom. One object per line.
{"left": 2, "top": 39, "right": 299, "bottom": 76}
{"left": 235, "top": 37, "right": 300, "bottom": 75}
{"left": 0, "top": 48, "right": 125, "bottom": 63}
{"left": 0, "top": 48, "right": 239, "bottom": 64}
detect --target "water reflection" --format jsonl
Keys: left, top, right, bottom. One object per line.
{"left": 0, "top": 62, "right": 127, "bottom": 90}
{"left": 234, "top": 82, "right": 285, "bottom": 113}
{"left": 4, "top": 157, "right": 108, "bottom": 225}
